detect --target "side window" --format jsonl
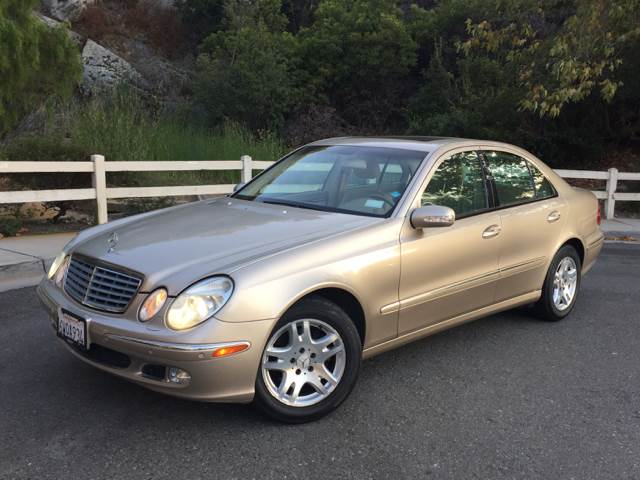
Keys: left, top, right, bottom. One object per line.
{"left": 528, "top": 162, "right": 556, "bottom": 199}
{"left": 484, "top": 151, "right": 535, "bottom": 206}
{"left": 422, "top": 151, "right": 488, "bottom": 217}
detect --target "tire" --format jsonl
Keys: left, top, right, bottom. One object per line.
{"left": 535, "top": 245, "right": 582, "bottom": 321}
{"left": 254, "top": 296, "right": 362, "bottom": 423}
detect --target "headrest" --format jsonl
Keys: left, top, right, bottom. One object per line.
{"left": 350, "top": 160, "right": 380, "bottom": 179}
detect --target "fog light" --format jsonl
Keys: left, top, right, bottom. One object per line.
{"left": 167, "top": 367, "right": 191, "bottom": 384}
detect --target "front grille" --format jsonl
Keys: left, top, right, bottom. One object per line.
{"left": 64, "top": 255, "right": 142, "bottom": 313}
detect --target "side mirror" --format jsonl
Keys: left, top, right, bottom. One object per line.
{"left": 410, "top": 205, "right": 455, "bottom": 229}
{"left": 233, "top": 182, "right": 246, "bottom": 193}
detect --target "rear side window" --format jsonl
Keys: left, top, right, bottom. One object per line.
{"left": 484, "top": 151, "right": 556, "bottom": 206}
{"left": 484, "top": 151, "right": 535, "bottom": 206}
{"left": 528, "top": 162, "right": 556, "bottom": 199}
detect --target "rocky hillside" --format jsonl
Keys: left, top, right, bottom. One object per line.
{"left": 39, "top": 0, "right": 192, "bottom": 105}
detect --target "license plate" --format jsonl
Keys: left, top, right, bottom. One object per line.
{"left": 57, "top": 310, "right": 86, "bottom": 349}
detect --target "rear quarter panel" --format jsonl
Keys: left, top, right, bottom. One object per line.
{"left": 517, "top": 153, "right": 603, "bottom": 275}
{"left": 561, "top": 187, "right": 604, "bottom": 273}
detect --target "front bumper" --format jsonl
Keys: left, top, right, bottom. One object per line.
{"left": 37, "top": 280, "right": 275, "bottom": 403}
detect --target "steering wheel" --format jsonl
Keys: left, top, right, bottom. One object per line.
{"left": 366, "top": 193, "right": 395, "bottom": 209}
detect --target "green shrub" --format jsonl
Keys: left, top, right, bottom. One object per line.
{"left": 1, "top": 91, "right": 287, "bottom": 192}
{"left": 0, "top": 0, "right": 82, "bottom": 135}
{"left": 0, "top": 217, "right": 22, "bottom": 237}
{"left": 2, "top": 137, "right": 91, "bottom": 190}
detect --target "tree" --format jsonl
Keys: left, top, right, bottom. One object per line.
{"left": 0, "top": 0, "right": 82, "bottom": 135}
{"left": 460, "top": 0, "right": 640, "bottom": 118}
{"left": 299, "top": 0, "right": 417, "bottom": 128}
{"left": 407, "top": 1, "right": 525, "bottom": 141}
{"left": 407, "top": 0, "right": 640, "bottom": 166}
{"left": 194, "top": 0, "right": 301, "bottom": 130}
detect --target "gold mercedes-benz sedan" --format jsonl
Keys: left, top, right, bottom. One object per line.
{"left": 38, "top": 137, "right": 604, "bottom": 422}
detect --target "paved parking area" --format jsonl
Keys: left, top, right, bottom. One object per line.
{"left": 1, "top": 243, "right": 639, "bottom": 479}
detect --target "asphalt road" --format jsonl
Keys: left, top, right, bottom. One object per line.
{"left": 1, "top": 243, "right": 639, "bottom": 480}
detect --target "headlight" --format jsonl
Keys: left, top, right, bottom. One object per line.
{"left": 48, "top": 252, "right": 67, "bottom": 280}
{"left": 139, "top": 288, "right": 168, "bottom": 322}
{"left": 166, "top": 276, "right": 234, "bottom": 330}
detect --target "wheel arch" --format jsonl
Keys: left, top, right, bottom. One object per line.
{"left": 286, "top": 287, "right": 366, "bottom": 346}
{"left": 559, "top": 237, "right": 585, "bottom": 266}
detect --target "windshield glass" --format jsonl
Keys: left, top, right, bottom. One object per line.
{"left": 233, "top": 145, "right": 427, "bottom": 217}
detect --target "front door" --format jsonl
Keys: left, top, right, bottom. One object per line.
{"left": 398, "top": 150, "right": 502, "bottom": 334}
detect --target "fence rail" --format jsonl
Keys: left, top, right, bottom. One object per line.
{"left": 1, "top": 157, "right": 638, "bottom": 224}
{"left": 555, "top": 167, "right": 640, "bottom": 219}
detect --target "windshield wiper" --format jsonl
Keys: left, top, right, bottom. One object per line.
{"left": 261, "top": 199, "right": 298, "bottom": 207}
{"left": 261, "top": 198, "right": 329, "bottom": 212}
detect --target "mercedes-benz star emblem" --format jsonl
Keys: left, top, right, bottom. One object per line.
{"left": 107, "top": 232, "right": 119, "bottom": 253}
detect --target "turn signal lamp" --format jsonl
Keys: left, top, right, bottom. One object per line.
{"left": 211, "top": 343, "right": 250, "bottom": 358}
{"left": 139, "top": 288, "right": 168, "bottom": 322}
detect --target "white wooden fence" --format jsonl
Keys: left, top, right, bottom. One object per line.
{"left": 0, "top": 157, "right": 638, "bottom": 224}
{"left": 555, "top": 168, "right": 640, "bottom": 219}
{"left": 0, "top": 155, "right": 273, "bottom": 224}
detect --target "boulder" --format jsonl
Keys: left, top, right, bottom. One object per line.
{"left": 42, "top": 0, "right": 96, "bottom": 22}
{"left": 0, "top": 206, "right": 18, "bottom": 220}
{"left": 81, "top": 40, "right": 150, "bottom": 95}
{"left": 18, "top": 203, "right": 61, "bottom": 222}
{"left": 58, "top": 209, "right": 93, "bottom": 224}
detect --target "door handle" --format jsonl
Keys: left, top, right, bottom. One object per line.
{"left": 482, "top": 224, "right": 501, "bottom": 239}
{"left": 547, "top": 210, "right": 561, "bottom": 223}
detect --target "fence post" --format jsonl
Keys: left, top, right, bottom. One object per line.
{"left": 241, "top": 155, "right": 253, "bottom": 184}
{"left": 92, "top": 154, "right": 108, "bottom": 224}
{"left": 605, "top": 167, "right": 618, "bottom": 219}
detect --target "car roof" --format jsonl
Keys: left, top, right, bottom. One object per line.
{"left": 307, "top": 136, "right": 517, "bottom": 153}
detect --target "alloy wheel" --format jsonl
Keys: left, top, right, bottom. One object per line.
{"left": 552, "top": 257, "right": 578, "bottom": 311}
{"left": 261, "top": 318, "right": 346, "bottom": 407}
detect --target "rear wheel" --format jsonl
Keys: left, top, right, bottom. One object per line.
{"left": 254, "top": 296, "right": 362, "bottom": 423}
{"left": 535, "top": 245, "right": 581, "bottom": 321}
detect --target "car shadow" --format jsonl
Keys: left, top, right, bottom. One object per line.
{"left": 33, "top": 307, "right": 552, "bottom": 429}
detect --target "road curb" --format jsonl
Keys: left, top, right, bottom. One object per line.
{"left": 0, "top": 259, "right": 46, "bottom": 293}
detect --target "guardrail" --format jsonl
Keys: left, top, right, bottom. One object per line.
{"left": 0, "top": 158, "right": 638, "bottom": 224}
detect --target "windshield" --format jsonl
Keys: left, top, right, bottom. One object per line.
{"left": 233, "top": 145, "right": 427, "bottom": 217}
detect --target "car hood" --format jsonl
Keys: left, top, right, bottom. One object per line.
{"left": 71, "top": 198, "right": 377, "bottom": 293}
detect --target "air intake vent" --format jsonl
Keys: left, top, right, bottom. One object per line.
{"left": 64, "top": 256, "right": 142, "bottom": 313}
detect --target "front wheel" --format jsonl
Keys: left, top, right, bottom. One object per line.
{"left": 254, "top": 296, "right": 362, "bottom": 423}
{"left": 535, "top": 245, "right": 581, "bottom": 321}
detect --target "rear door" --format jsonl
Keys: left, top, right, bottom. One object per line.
{"left": 482, "top": 150, "right": 567, "bottom": 302}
